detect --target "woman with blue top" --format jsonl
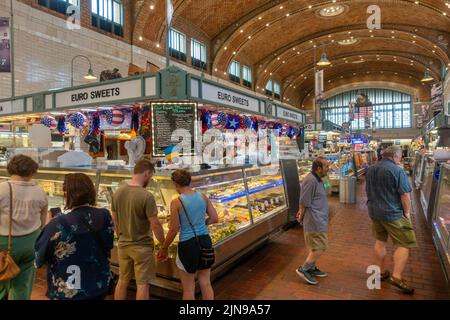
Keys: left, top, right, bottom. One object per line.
{"left": 35, "top": 173, "right": 114, "bottom": 300}
{"left": 157, "top": 170, "right": 218, "bottom": 300}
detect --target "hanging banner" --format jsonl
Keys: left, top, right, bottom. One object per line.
{"left": 0, "top": 18, "right": 11, "bottom": 73}
{"left": 315, "top": 70, "right": 324, "bottom": 105}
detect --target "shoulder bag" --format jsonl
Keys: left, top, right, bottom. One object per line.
{"left": 178, "top": 197, "right": 215, "bottom": 269}
{"left": 0, "top": 183, "right": 21, "bottom": 281}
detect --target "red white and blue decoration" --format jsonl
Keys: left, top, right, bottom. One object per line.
{"left": 130, "top": 108, "right": 140, "bottom": 132}
{"left": 40, "top": 116, "right": 57, "bottom": 132}
{"left": 257, "top": 119, "right": 267, "bottom": 129}
{"left": 201, "top": 109, "right": 212, "bottom": 133}
{"left": 217, "top": 112, "right": 228, "bottom": 126}
{"left": 210, "top": 112, "right": 219, "bottom": 127}
{"left": 108, "top": 108, "right": 124, "bottom": 126}
{"left": 242, "top": 115, "right": 253, "bottom": 129}
{"left": 225, "top": 114, "right": 242, "bottom": 131}
{"left": 57, "top": 116, "right": 67, "bottom": 135}
{"left": 89, "top": 112, "right": 101, "bottom": 135}
{"left": 68, "top": 112, "right": 87, "bottom": 129}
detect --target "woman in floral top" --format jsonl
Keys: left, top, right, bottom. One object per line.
{"left": 35, "top": 173, "right": 114, "bottom": 300}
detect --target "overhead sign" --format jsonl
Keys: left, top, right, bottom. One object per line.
{"left": 201, "top": 81, "right": 260, "bottom": 113}
{"left": 0, "top": 18, "right": 11, "bottom": 73}
{"left": 55, "top": 79, "right": 142, "bottom": 108}
{"left": 276, "top": 106, "right": 303, "bottom": 123}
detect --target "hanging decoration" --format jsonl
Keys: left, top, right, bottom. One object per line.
{"left": 210, "top": 112, "right": 219, "bottom": 128}
{"left": 130, "top": 107, "right": 140, "bottom": 134}
{"left": 257, "top": 119, "right": 267, "bottom": 130}
{"left": 272, "top": 123, "right": 282, "bottom": 136}
{"left": 225, "top": 114, "right": 242, "bottom": 131}
{"left": 104, "top": 109, "right": 113, "bottom": 124}
{"left": 57, "top": 116, "right": 67, "bottom": 135}
{"left": 110, "top": 108, "right": 124, "bottom": 126}
{"left": 217, "top": 112, "right": 228, "bottom": 127}
{"left": 287, "top": 126, "right": 296, "bottom": 139}
{"left": 139, "top": 106, "right": 152, "bottom": 142}
{"left": 200, "top": 109, "right": 212, "bottom": 133}
{"left": 89, "top": 112, "right": 101, "bottom": 135}
{"left": 40, "top": 116, "right": 57, "bottom": 132}
{"left": 69, "top": 112, "right": 87, "bottom": 129}
{"left": 242, "top": 115, "right": 253, "bottom": 129}
{"left": 252, "top": 116, "right": 258, "bottom": 131}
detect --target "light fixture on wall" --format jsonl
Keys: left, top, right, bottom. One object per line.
{"left": 71, "top": 55, "right": 97, "bottom": 87}
{"left": 420, "top": 71, "right": 434, "bottom": 82}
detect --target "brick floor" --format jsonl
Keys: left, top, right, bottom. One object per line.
{"left": 214, "top": 178, "right": 450, "bottom": 300}
{"left": 30, "top": 178, "right": 450, "bottom": 300}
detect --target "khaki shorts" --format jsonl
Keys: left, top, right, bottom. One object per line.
{"left": 117, "top": 245, "right": 155, "bottom": 285}
{"left": 372, "top": 216, "right": 417, "bottom": 248}
{"left": 304, "top": 232, "right": 328, "bottom": 251}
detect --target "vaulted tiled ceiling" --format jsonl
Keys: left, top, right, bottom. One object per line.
{"left": 136, "top": 0, "right": 450, "bottom": 110}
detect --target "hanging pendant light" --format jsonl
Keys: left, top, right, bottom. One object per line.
{"left": 317, "top": 51, "right": 331, "bottom": 67}
{"left": 420, "top": 71, "right": 434, "bottom": 82}
{"left": 84, "top": 68, "right": 97, "bottom": 81}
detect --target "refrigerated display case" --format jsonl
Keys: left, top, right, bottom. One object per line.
{"left": 414, "top": 153, "right": 432, "bottom": 189}
{"left": 432, "top": 164, "right": 450, "bottom": 284}
{"left": 297, "top": 158, "right": 313, "bottom": 182}
{"left": 353, "top": 150, "right": 374, "bottom": 177}
{"left": 419, "top": 155, "right": 442, "bottom": 223}
{"left": 0, "top": 164, "right": 289, "bottom": 297}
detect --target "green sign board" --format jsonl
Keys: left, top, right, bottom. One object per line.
{"left": 151, "top": 102, "right": 197, "bottom": 156}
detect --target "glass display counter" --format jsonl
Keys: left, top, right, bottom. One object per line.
{"left": 0, "top": 164, "right": 288, "bottom": 297}
{"left": 432, "top": 164, "right": 450, "bottom": 283}
{"left": 419, "top": 155, "right": 436, "bottom": 220}
{"left": 353, "top": 150, "right": 374, "bottom": 176}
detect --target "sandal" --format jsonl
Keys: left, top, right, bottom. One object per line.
{"left": 388, "top": 276, "right": 415, "bottom": 294}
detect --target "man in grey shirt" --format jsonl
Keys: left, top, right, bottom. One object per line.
{"left": 296, "top": 157, "right": 330, "bottom": 285}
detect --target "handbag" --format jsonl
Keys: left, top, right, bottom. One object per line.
{"left": 78, "top": 214, "right": 116, "bottom": 295}
{"left": 0, "top": 183, "right": 21, "bottom": 282}
{"left": 178, "top": 198, "right": 215, "bottom": 268}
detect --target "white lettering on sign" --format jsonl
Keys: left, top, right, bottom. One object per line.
{"left": 277, "top": 106, "right": 303, "bottom": 123}
{"left": 56, "top": 79, "right": 142, "bottom": 108}
{"left": 201, "top": 82, "right": 259, "bottom": 113}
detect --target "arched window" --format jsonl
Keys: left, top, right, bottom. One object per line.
{"left": 321, "top": 88, "right": 412, "bottom": 129}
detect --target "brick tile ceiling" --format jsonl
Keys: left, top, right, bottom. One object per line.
{"left": 137, "top": 0, "right": 450, "bottom": 108}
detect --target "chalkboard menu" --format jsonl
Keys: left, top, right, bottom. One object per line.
{"left": 151, "top": 103, "right": 196, "bottom": 156}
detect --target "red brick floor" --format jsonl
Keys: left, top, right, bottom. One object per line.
{"left": 30, "top": 178, "right": 450, "bottom": 300}
{"left": 213, "top": 178, "right": 450, "bottom": 300}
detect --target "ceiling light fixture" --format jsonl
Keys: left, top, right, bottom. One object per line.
{"left": 338, "top": 38, "right": 357, "bottom": 45}
{"left": 421, "top": 71, "right": 434, "bottom": 82}
{"left": 317, "top": 50, "right": 331, "bottom": 66}
{"left": 318, "top": 5, "right": 345, "bottom": 17}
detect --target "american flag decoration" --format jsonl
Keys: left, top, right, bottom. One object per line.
{"left": 110, "top": 108, "right": 125, "bottom": 126}
{"left": 354, "top": 106, "right": 373, "bottom": 119}
{"left": 41, "top": 116, "right": 57, "bottom": 132}
{"left": 217, "top": 112, "right": 228, "bottom": 126}
{"left": 280, "top": 125, "right": 288, "bottom": 136}
{"left": 104, "top": 109, "right": 113, "bottom": 124}
{"left": 258, "top": 119, "right": 267, "bottom": 129}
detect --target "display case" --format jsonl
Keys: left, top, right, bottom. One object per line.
{"left": 0, "top": 164, "right": 289, "bottom": 297}
{"left": 432, "top": 164, "right": 450, "bottom": 284}
{"left": 419, "top": 156, "right": 436, "bottom": 220}
{"left": 297, "top": 158, "right": 313, "bottom": 182}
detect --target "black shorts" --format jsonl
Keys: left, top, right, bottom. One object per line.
{"left": 176, "top": 234, "right": 214, "bottom": 274}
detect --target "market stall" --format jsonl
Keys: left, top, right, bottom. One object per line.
{"left": 0, "top": 66, "right": 306, "bottom": 298}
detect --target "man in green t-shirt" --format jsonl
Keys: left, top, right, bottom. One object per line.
{"left": 112, "top": 159, "right": 165, "bottom": 300}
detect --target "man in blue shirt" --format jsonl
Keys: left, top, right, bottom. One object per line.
{"left": 366, "top": 146, "right": 417, "bottom": 294}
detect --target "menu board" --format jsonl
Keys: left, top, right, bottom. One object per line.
{"left": 152, "top": 103, "right": 196, "bottom": 156}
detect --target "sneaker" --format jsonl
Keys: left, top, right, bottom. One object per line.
{"left": 296, "top": 267, "right": 318, "bottom": 285}
{"left": 387, "top": 276, "right": 415, "bottom": 294}
{"left": 310, "top": 267, "right": 328, "bottom": 278}
{"left": 380, "top": 270, "right": 391, "bottom": 282}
